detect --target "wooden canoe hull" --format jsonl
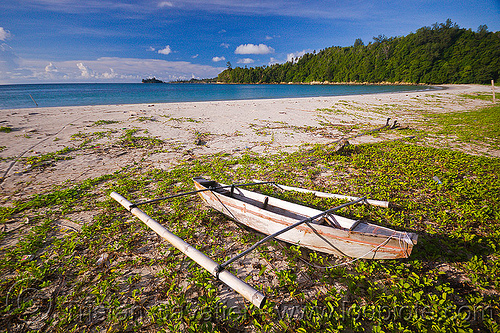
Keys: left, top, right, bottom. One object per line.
{"left": 194, "top": 177, "right": 417, "bottom": 259}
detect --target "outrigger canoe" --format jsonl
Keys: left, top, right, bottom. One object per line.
{"left": 194, "top": 177, "right": 418, "bottom": 259}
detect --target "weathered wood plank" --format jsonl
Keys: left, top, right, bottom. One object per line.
{"left": 194, "top": 177, "right": 417, "bottom": 260}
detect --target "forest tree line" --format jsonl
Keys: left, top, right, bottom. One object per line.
{"left": 217, "top": 20, "right": 500, "bottom": 85}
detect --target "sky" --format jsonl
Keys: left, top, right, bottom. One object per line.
{"left": 0, "top": 0, "right": 499, "bottom": 84}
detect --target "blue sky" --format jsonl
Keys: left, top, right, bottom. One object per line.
{"left": 0, "top": 0, "right": 499, "bottom": 84}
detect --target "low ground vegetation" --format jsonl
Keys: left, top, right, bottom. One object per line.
{"left": 0, "top": 101, "right": 499, "bottom": 332}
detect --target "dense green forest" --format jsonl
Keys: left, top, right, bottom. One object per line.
{"left": 217, "top": 20, "right": 500, "bottom": 84}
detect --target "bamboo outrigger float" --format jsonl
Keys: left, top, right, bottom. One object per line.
{"left": 193, "top": 177, "right": 417, "bottom": 260}
{"left": 110, "top": 192, "right": 266, "bottom": 308}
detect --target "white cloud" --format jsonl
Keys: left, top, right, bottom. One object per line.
{"left": 220, "top": 43, "right": 230, "bottom": 48}
{"left": 101, "top": 68, "right": 118, "bottom": 79}
{"left": 287, "top": 50, "right": 311, "bottom": 63}
{"left": 235, "top": 43, "right": 274, "bottom": 55}
{"left": 158, "top": 1, "right": 174, "bottom": 8}
{"left": 218, "top": 29, "right": 226, "bottom": 34}
{"left": 10, "top": 1, "right": 370, "bottom": 20}
{"left": 158, "top": 45, "right": 172, "bottom": 55}
{"left": 0, "top": 41, "right": 225, "bottom": 84}
{"left": 77, "top": 62, "right": 94, "bottom": 78}
{"left": 0, "top": 43, "right": 20, "bottom": 79}
{"left": 1, "top": 57, "right": 225, "bottom": 84}
{"left": 212, "top": 56, "right": 226, "bottom": 62}
{"left": 147, "top": 46, "right": 156, "bottom": 51}
{"left": 237, "top": 58, "right": 254, "bottom": 64}
{"left": 265, "top": 34, "right": 280, "bottom": 41}
{"left": 45, "top": 62, "right": 58, "bottom": 72}
{"left": 268, "top": 57, "right": 281, "bottom": 65}
{"left": 192, "top": 54, "right": 199, "bottom": 58}
{"left": 157, "top": 1, "right": 367, "bottom": 20}
{"left": 0, "top": 27, "right": 12, "bottom": 41}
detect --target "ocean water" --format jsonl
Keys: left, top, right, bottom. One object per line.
{"left": 0, "top": 83, "right": 433, "bottom": 109}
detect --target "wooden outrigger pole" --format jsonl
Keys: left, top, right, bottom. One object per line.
{"left": 110, "top": 192, "right": 266, "bottom": 308}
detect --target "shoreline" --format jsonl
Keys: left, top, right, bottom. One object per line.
{"left": 0, "top": 82, "right": 440, "bottom": 111}
{"left": 214, "top": 81, "right": 433, "bottom": 86}
{"left": 0, "top": 84, "right": 495, "bottom": 199}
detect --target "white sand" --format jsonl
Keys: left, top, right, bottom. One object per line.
{"left": 0, "top": 84, "right": 495, "bottom": 199}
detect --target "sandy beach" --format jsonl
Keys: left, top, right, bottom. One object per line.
{"left": 0, "top": 84, "right": 495, "bottom": 200}
{"left": 1, "top": 84, "right": 499, "bottom": 332}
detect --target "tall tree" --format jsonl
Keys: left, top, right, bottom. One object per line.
{"left": 217, "top": 21, "right": 500, "bottom": 85}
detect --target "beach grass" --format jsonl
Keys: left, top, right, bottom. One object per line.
{"left": 425, "top": 104, "right": 500, "bottom": 150}
{"left": 1, "top": 120, "right": 499, "bottom": 332}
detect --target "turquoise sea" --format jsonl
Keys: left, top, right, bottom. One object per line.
{"left": 0, "top": 83, "right": 434, "bottom": 109}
